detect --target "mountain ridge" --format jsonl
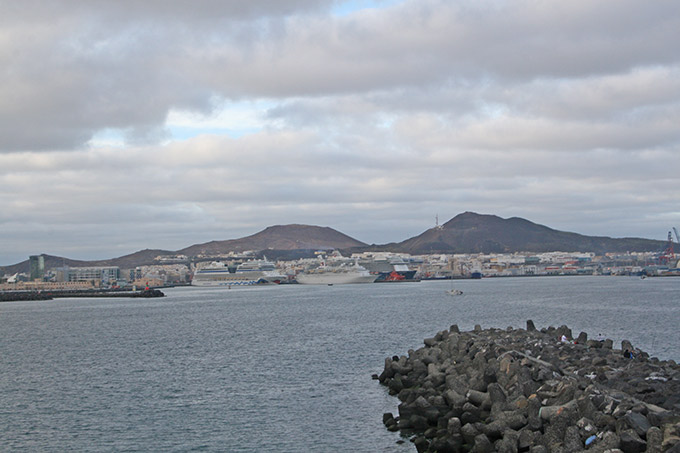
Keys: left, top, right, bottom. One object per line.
{"left": 397, "top": 212, "right": 666, "bottom": 254}
{"left": 177, "top": 224, "right": 367, "bottom": 257}
{"left": 1, "top": 213, "right": 669, "bottom": 273}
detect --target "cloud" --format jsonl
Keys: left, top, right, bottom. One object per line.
{"left": 3, "top": 0, "right": 679, "bottom": 151}
{"left": 1, "top": 0, "right": 679, "bottom": 264}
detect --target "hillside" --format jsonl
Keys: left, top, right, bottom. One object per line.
{"left": 0, "top": 250, "right": 178, "bottom": 276}
{"left": 1, "top": 225, "right": 366, "bottom": 273}
{"left": 1, "top": 255, "right": 103, "bottom": 276}
{"left": 177, "top": 224, "right": 367, "bottom": 257}
{"left": 395, "top": 212, "right": 667, "bottom": 254}
{"left": 2, "top": 216, "right": 669, "bottom": 273}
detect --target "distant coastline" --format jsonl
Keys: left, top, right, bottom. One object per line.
{"left": 1, "top": 212, "right": 674, "bottom": 271}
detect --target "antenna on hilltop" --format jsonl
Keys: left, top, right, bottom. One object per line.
{"left": 435, "top": 214, "right": 443, "bottom": 230}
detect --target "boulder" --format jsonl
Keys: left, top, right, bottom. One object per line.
{"left": 528, "top": 446, "right": 547, "bottom": 453}
{"left": 430, "top": 435, "right": 461, "bottom": 453}
{"left": 447, "top": 416, "right": 462, "bottom": 435}
{"left": 599, "top": 430, "right": 622, "bottom": 450}
{"left": 461, "top": 422, "right": 481, "bottom": 444}
{"left": 622, "top": 411, "right": 651, "bottom": 438}
{"left": 413, "top": 435, "right": 429, "bottom": 453}
{"left": 619, "top": 429, "right": 646, "bottom": 453}
{"left": 538, "top": 400, "right": 577, "bottom": 421}
{"left": 472, "top": 433, "right": 493, "bottom": 453}
{"left": 467, "top": 389, "right": 492, "bottom": 409}
{"left": 407, "top": 414, "right": 430, "bottom": 431}
{"left": 645, "top": 426, "right": 663, "bottom": 453}
{"left": 444, "top": 389, "right": 466, "bottom": 410}
{"left": 497, "top": 430, "right": 519, "bottom": 453}
{"left": 563, "top": 426, "right": 582, "bottom": 452}
{"left": 662, "top": 422, "right": 680, "bottom": 451}
{"left": 377, "top": 321, "right": 680, "bottom": 453}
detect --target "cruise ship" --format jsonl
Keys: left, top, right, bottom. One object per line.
{"left": 295, "top": 262, "right": 377, "bottom": 285}
{"left": 191, "top": 259, "right": 286, "bottom": 287}
{"left": 295, "top": 253, "right": 377, "bottom": 285}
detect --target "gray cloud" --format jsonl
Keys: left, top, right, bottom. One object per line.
{"left": 3, "top": 0, "right": 679, "bottom": 151}
{"left": 1, "top": 0, "right": 679, "bottom": 264}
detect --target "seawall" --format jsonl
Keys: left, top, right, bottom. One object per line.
{"left": 0, "top": 288, "right": 165, "bottom": 302}
{"left": 376, "top": 321, "right": 680, "bottom": 452}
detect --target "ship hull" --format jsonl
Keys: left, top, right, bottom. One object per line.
{"left": 295, "top": 272, "right": 377, "bottom": 285}
{"left": 191, "top": 277, "right": 266, "bottom": 287}
{"left": 373, "top": 270, "right": 418, "bottom": 282}
{"left": 191, "top": 270, "right": 284, "bottom": 286}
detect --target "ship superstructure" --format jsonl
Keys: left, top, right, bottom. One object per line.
{"left": 295, "top": 251, "right": 376, "bottom": 285}
{"left": 191, "top": 258, "right": 285, "bottom": 286}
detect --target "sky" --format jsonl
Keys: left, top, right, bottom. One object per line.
{"left": 1, "top": 0, "right": 680, "bottom": 265}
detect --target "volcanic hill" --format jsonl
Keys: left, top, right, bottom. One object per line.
{"left": 394, "top": 212, "right": 666, "bottom": 254}
{"left": 177, "top": 224, "right": 367, "bottom": 257}
{"left": 1, "top": 215, "right": 668, "bottom": 272}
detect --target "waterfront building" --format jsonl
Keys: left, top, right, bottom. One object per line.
{"left": 0, "top": 280, "right": 96, "bottom": 291}
{"left": 55, "top": 266, "right": 121, "bottom": 286}
{"left": 29, "top": 255, "right": 45, "bottom": 280}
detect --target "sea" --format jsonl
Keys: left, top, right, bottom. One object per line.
{"left": 1, "top": 276, "right": 678, "bottom": 452}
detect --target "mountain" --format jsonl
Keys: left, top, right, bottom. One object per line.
{"left": 178, "top": 224, "right": 367, "bottom": 257}
{"left": 1, "top": 225, "right": 367, "bottom": 273}
{"left": 1, "top": 216, "right": 669, "bottom": 273}
{"left": 1, "top": 255, "right": 102, "bottom": 276}
{"left": 0, "top": 250, "right": 178, "bottom": 276}
{"left": 394, "top": 212, "right": 667, "bottom": 254}
{"left": 89, "top": 249, "right": 178, "bottom": 269}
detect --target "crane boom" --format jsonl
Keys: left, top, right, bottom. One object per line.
{"left": 674, "top": 227, "right": 680, "bottom": 244}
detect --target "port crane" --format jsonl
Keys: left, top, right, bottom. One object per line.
{"left": 659, "top": 230, "right": 676, "bottom": 264}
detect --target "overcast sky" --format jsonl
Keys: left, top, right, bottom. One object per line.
{"left": 1, "top": 0, "right": 679, "bottom": 265}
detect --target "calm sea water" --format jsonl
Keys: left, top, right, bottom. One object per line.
{"left": 1, "top": 276, "right": 678, "bottom": 452}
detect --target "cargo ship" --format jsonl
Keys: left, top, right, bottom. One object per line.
{"left": 358, "top": 256, "right": 418, "bottom": 282}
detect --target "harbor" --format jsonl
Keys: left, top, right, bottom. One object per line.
{"left": 3, "top": 1, "right": 679, "bottom": 452}
{"left": 1, "top": 277, "right": 678, "bottom": 452}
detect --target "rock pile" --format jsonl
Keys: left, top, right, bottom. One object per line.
{"left": 0, "top": 288, "right": 165, "bottom": 301}
{"left": 0, "top": 291, "right": 52, "bottom": 302}
{"left": 376, "top": 321, "right": 680, "bottom": 452}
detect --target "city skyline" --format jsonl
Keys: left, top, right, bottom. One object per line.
{"left": 2, "top": 0, "right": 679, "bottom": 265}
{"left": 2, "top": 212, "right": 672, "bottom": 268}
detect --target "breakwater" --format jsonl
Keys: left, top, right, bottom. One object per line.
{"left": 0, "top": 288, "right": 164, "bottom": 302}
{"left": 377, "top": 321, "right": 680, "bottom": 452}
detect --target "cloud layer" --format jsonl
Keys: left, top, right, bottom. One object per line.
{"left": 1, "top": 0, "right": 679, "bottom": 264}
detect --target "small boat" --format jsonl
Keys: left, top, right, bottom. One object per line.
{"left": 446, "top": 289, "right": 463, "bottom": 296}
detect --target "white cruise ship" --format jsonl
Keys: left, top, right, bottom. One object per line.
{"left": 295, "top": 262, "right": 377, "bottom": 285}
{"left": 191, "top": 259, "right": 286, "bottom": 287}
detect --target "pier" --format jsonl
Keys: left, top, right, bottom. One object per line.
{"left": 0, "top": 288, "right": 165, "bottom": 302}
